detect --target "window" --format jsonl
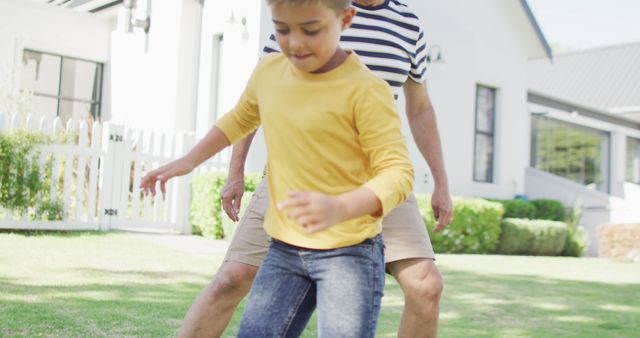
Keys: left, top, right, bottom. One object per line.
{"left": 21, "top": 50, "right": 103, "bottom": 122}
{"left": 627, "top": 137, "right": 640, "bottom": 184}
{"left": 473, "top": 85, "right": 496, "bottom": 183}
{"left": 531, "top": 115, "right": 610, "bottom": 192}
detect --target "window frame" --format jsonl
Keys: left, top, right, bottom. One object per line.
{"left": 473, "top": 84, "right": 497, "bottom": 183}
{"left": 530, "top": 114, "right": 611, "bottom": 193}
{"left": 627, "top": 137, "right": 640, "bottom": 184}
{"left": 21, "top": 49, "right": 104, "bottom": 120}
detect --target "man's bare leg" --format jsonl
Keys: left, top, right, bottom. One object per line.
{"left": 178, "top": 261, "right": 258, "bottom": 338}
{"left": 388, "top": 258, "right": 444, "bottom": 338}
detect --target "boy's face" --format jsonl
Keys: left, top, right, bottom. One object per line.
{"left": 270, "top": 2, "right": 354, "bottom": 73}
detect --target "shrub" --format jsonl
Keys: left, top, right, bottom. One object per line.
{"left": 562, "top": 201, "right": 588, "bottom": 257}
{"left": 496, "top": 218, "right": 568, "bottom": 256}
{"left": 531, "top": 199, "right": 565, "bottom": 221}
{"left": 598, "top": 224, "right": 640, "bottom": 262}
{"left": 190, "top": 171, "right": 262, "bottom": 239}
{"left": 493, "top": 199, "right": 536, "bottom": 219}
{"left": 418, "top": 195, "right": 504, "bottom": 254}
{"left": 0, "top": 130, "right": 64, "bottom": 221}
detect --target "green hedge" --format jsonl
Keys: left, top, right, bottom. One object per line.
{"left": 496, "top": 218, "right": 568, "bottom": 256}
{"left": 531, "top": 199, "right": 565, "bottom": 221}
{"left": 492, "top": 198, "right": 567, "bottom": 221}
{"left": 190, "top": 172, "right": 262, "bottom": 239}
{"left": 493, "top": 199, "right": 537, "bottom": 219}
{"left": 418, "top": 195, "right": 504, "bottom": 254}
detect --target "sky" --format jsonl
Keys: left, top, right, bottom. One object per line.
{"left": 527, "top": 0, "right": 640, "bottom": 52}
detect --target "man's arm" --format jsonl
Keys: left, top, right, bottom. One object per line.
{"left": 221, "top": 131, "right": 257, "bottom": 221}
{"left": 403, "top": 80, "right": 453, "bottom": 231}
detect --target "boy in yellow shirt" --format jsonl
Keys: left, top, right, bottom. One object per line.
{"left": 141, "top": 0, "right": 413, "bottom": 336}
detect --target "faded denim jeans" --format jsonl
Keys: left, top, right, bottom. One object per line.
{"left": 237, "top": 234, "right": 385, "bottom": 338}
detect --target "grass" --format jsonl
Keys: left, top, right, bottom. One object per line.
{"left": 1, "top": 231, "right": 639, "bottom": 337}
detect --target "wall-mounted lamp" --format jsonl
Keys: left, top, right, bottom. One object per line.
{"left": 426, "top": 45, "right": 443, "bottom": 63}
{"left": 124, "top": 0, "right": 151, "bottom": 34}
{"left": 227, "top": 11, "right": 250, "bottom": 42}
{"left": 241, "top": 16, "right": 250, "bottom": 42}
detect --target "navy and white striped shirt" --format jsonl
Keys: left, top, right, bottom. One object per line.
{"left": 263, "top": 0, "right": 428, "bottom": 100}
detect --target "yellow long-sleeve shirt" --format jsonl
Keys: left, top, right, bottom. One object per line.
{"left": 216, "top": 52, "right": 414, "bottom": 249}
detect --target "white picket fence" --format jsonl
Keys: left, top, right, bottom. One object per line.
{"left": 0, "top": 112, "right": 225, "bottom": 234}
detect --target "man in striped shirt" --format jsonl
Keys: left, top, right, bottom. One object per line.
{"left": 180, "top": 1, "right": 451, "bottom": 337}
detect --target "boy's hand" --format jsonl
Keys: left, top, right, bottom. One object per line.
{"left": 140, "top": 158, "right": 194, "bottom": 197}
{"left": 221, "top": 173, "right": 245, "bottom": 222}
{"left": 277, "top": 191, "right": 345, "bottom": 233}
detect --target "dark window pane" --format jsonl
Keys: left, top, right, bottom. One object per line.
{"left": 476, "top": 86, "right": 495, "bottom": 133}
{"left": 21, "top": 51, "right": 61, "bottom": 96}
{"left": 474, "top": 134, "right": 494, "bottom": 182}
{"left": 474, "top": 84, "right": 496, "bottom": 182}
{"left": 60, "top": 58, "right": 102, "bottom": 101}
{"left": 627, "top": 138, "right": 640, "bottom": 184}
{"left": 20, "top": 50, "right": 102, "bottom": 120}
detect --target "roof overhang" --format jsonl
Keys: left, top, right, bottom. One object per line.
{"left": 520, "top": 0, "right": 553, "bottom": 60}
{"left": 28, "top": 0, "right": 123, "bottom": 13}
{"left": 528, "top": 91, "right": 640, "bottom": 129}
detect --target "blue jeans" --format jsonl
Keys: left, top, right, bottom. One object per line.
{"left": 237, "top": 234, "right": 385, "bottom": 338}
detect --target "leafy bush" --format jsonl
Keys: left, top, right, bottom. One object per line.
{"left": 0, "top": 130, "right": 64, "bottom": 220}
{"left": 562, "top": 201, "right": 588, "bottom": 257}
{"left": 493, "top": 199, "right": 536, "bottom": 219}
{"left": 190, "top": 171, "right": 262, "bottom": 239}
{"left": 418, "top": 195, "right": 504, "bottom": 254}
{"left": 598, "top": 223, "right": 640, "bottom": 262}
{"left": 531, "top": 199, "right": 565, "bottom": 221}
{"left": 496, "top": 218, "right": 568, "bottom": 256}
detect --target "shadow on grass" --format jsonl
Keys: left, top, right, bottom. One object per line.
{"left": 223, "top": 269, "right": 638, "bottom": 338}
{"left": 73, "top": 267, "right": 212, "bottom": 281}
{"left": 2, "top": 266, "right": 639, "bottom": 338}
{"left": 414, "top": 267, "right": 640, "bottom": 338}
{"left": 0, "top": 277, "right": 203, "bottom": 338}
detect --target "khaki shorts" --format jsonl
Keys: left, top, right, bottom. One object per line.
{"left": 224, "top": 179, "right": 435, "bottom": 267}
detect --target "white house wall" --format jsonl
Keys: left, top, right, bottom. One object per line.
{"left": 110, "top": 0, "right": 263, "bottom": 135}
{"left": 194, "top": 0, "right": 264, "bottom": 166}
{"left": 110, "top": 0, "right": 206, "bottom": 133}
{"left": 0, "top": 0, "right": 112, "bottom": 117}
{"left": 415, "top": 0, "right": 540, "bottom": 198}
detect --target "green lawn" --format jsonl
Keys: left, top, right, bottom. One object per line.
{"left": 1, "top": 232, "right": 639, "bottom": 337}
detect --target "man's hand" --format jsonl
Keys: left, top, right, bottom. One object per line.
{"left": 221, "top": 174, "right": 245, "bottom": 222}
{"left": 140, "top": 158, "right": 194, "bottom": 197}
{"left": 431, "top": 186, "right": 453, "bottom": 232}
{"left": 277, "top": 191, "right": 344, "bottom": 234}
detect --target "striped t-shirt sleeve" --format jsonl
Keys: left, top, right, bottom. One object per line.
{"left": 408, "top": 25, "right": 428, "bottom": 83}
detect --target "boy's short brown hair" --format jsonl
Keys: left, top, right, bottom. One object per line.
{"left": 266, "top": 0, "right": 352, "bottom": 13}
